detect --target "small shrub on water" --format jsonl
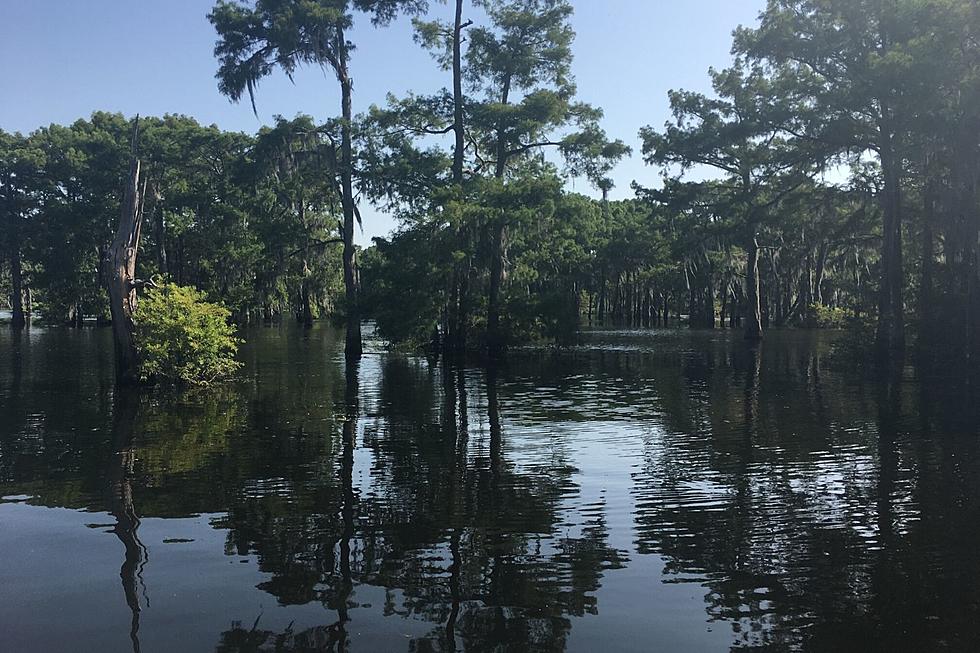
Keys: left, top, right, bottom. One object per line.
{"left": 134, "top": 283, "right": 241, "bottom": 385}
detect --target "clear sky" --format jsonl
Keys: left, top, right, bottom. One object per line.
{"left": 0, "top": 0, "right": 765, "bottom": 243}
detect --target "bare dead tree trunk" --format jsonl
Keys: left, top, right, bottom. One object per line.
{"left": 106, "top": 119, "right": 146, "bottom": 384}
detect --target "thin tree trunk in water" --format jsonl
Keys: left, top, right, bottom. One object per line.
{"left": 487, "top": 221, "right": 506, "bottom": 353}
{"left": 705, "top": 273, "right": 715, "bottom": 329}
{"left": 10, "top": 231, "right": 25, "bottom": 329}
{"left": 745, "top": 233, "right": 763, "bottom": 341}
{"left": 106, "top": 120, "right": 146, "bottom": 384}
{"left": 814, "top": 241, "right": 828, "bottom": 307}
{"left": 686, "top": 265, "right": 695, "bottom": 329}
{"left": 457, "top": 258, "right": 470, "bottom": 352}
{"left": 876, "top": 126, "right": 905, "bottom": 361}
{"left": 301, "top": 276, "right": 313, "bottom": 328}
{"left": 445, "top": 0, "right": 471, "bottom": 353}
{"left": 486, "top": 74, "right": 511, "bottom": 355}
{"left": 643, "top": 286, "right": 651, "bottom": 328}
{"left": 918, "top": 174, "right": 936, "bottom": 357}
{"left": 802, "top": 248, "right": 815, "bottom": 325}
{"left": 597, "top": 270, "right": 606, "bottom": 324}
{"left": 338, "top": 26, "right": 362, "bottom": 362}
{"left": 720, "top": 285, "right": 728, "bottom": 329}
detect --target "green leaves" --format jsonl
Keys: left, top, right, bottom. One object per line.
{"left": 134, "top": 282, "right": 242, "bottom": 385}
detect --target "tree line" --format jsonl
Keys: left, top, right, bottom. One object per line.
{"left": 2, "top": 0, "right": 979, "bottom": 370}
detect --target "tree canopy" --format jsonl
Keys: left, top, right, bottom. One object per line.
{"left": 2, "top": 0, "right": 978, "bottom": 372}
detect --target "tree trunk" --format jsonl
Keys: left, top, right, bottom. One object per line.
{"left": 106, "top": 122, "right": 146, "bottom": 384}
{"left": 487, "top": 221, "right": 506, "bottom": 354}
{"left": 876, "top": 125, "right": 905, "bottom": 360}
{"left": 720, "top": 285, "right": 728, "bottom": 329}
{"left": 456, "top": 257, "right": 471, "bottom": 351}
{"left": 451, "top": 0, "right": 467, "bottom": 186}
{"left": 444, "top": 0, "right": 471, "bottom": 354}
{"left": 10, "top": 230, "right": 25, "bottom": 329}
{"left": 155, "top": 201, "right": 168, "bottom": 277}
{"left": 486, "top": 74, "right": 512, "bottom": 355}
{"left": 301, "top": 266, "right": 313, "bottom": 328}
{"left": 705, "top": 273, "right": 715, "bottom": 329}
{"left": 338, "top": 26, "right": 362, "bottom": 362}
{"left": 918, "top": 179, "right": 935, "bottom": 343}
{"left": 745, "top": 233, "right": 763, "bottom": 341}
{"left": 597, "top": 269, "right": 606, "bottom": 324}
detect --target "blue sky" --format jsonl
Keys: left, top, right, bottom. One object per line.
{"left": 0, "top": 0, "right": 765, "bottom": 242}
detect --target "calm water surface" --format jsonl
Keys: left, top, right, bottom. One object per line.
{"left": 2, "top": 325, "right": 979, "bottom": 652}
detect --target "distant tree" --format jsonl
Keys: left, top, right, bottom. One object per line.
{"left": 641, "top": 64, "right": 816, "bottom": 340}
{"left": 0, "top": 130, "right": 45, "bottom": 328}
{"left": 250, "top": 115, "right": 344, "bottom": 326}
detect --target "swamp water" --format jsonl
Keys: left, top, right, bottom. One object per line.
{"left": 1, "top": 325, "right": 979, "bottom": 652}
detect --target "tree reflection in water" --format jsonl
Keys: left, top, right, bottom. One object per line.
{"left": 5, "top": 328, "right": 980, "bottom": 651}
{"left": 212, "top": 355, "right": 623, "bottom": 652}
{"left": 107, "top": 390, "right": 149, "bottom": 653}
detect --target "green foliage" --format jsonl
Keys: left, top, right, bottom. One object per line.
{"left": 829, "top": 313, "right": 878, "bottom": 369}
{"left": 134, "top": 283, "right": 242, "bottom": 385}
{"left": 360, "top": 228, "right": 449, "bottom": 345}
{"left": 811, "top": 304, "right": 849, "bottom": 329}
{"left": 6, "top": 0, "right": 980, "bottom": 368}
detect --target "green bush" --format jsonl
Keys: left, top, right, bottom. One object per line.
{"left": 811, "top": 304, "right": 849, "bottom": 329}
{"left": 134, "top": 282, "right": 242, "bottom": 385}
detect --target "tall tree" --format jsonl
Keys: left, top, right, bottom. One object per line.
{"left": 465, "top": 0, "right": 628, "bottom": 352}
{"left": 413, "top": 0, "right": 471, "bottom": 186}
{"left": 734, "top": 0, "right": 935, "bottom": 359}
{"left": 411, "top": 0, "right": 475, "bottom": 350}
{"left": 209, "top": 0, "right": 428, "bottom": 360}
